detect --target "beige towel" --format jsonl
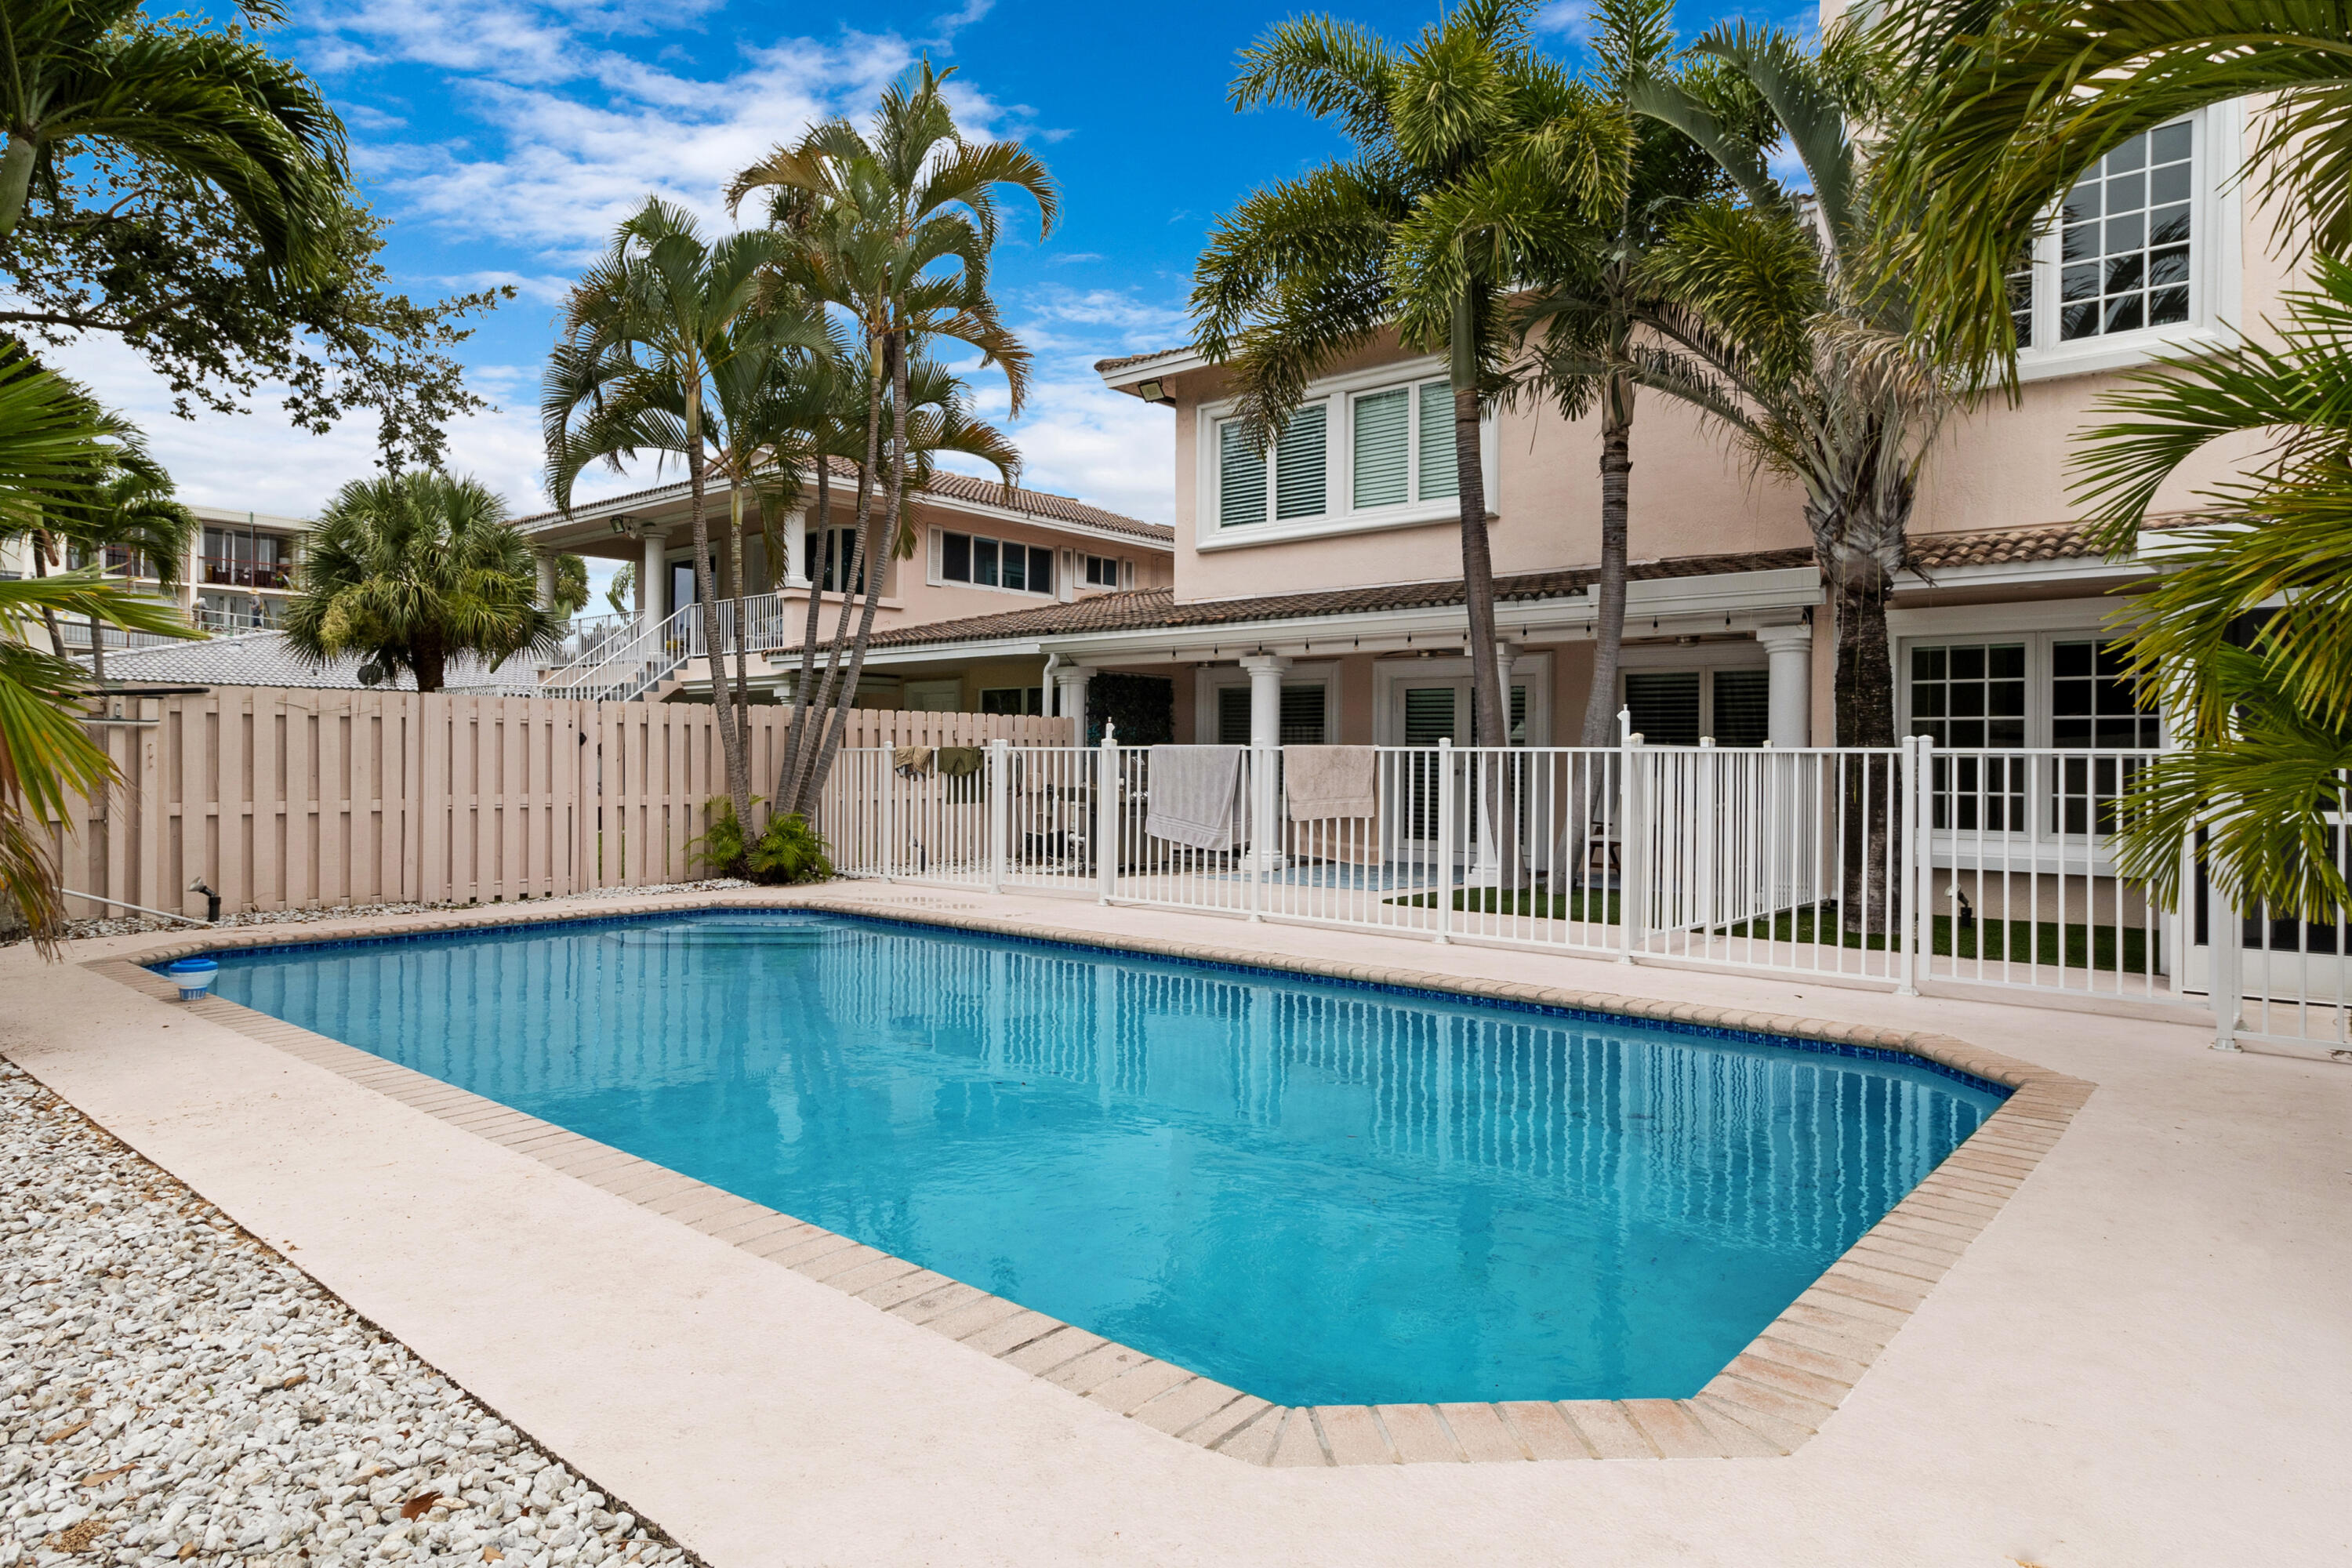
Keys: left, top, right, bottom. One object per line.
{"left": 892, "top": 745, "right": 933, "bottom": 775}
{"left": 1284, "top": 745, "right": 1377, "bottom": 820}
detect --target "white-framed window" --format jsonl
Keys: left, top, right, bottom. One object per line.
{"left": 1197, "top": 358, "right": 1494, "bottom": 550}
{"left": 1903, "top": 630, "right": 2161, "bottom": 837}
{"left": 978, "top": 685, "right": 1044, "bottom": 716}
{"left": 1902, "top": 633, "right": 2159, "bottom": 750}
{"left": 2010, "top": 105, "right": 2241, "bottom": 380}
{"left": 1621, "top": 666, "right": 1770, "bottom": 746}
{"left": 938, "top": 530, "right": 1054, "bottom": 596}
{"left": 805, "top": 526, "right": 867, "bottom": 594}
{"left": 1080, "top": 553, "right": 1129, "bottom": 589}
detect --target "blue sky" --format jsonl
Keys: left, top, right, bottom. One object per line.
{"left": 88, "top": 0, "right": 1809, "bottom": 557}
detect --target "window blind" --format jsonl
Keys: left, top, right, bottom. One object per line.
{"left": 1418, "top": 381, "right": 1458, "bottom": 501}
{"left": 1274, "top": 404, "right": 1327, "bottom": 519}
{"left": 1218, "top": 422, "right": 1267, "bottom": 528}
{"left": 1352, "top": 388, "right": 1410, "bottom": 508}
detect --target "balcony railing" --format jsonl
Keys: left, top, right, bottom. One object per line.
{"left": 202, "top": 557, "right": 292, "bottom": 590}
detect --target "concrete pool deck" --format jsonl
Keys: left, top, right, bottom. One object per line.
{"left": 4, "top": 884, "right": 2346, "bottom": 1566}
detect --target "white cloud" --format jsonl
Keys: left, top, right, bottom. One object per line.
{"left": 927, "top": 0, "right": 993, "bottom": 43}
{"left": 55, "top": 332, "right": 652, "bottom": 521}
{"left": 1533, "top": 1, "right": 1597, "bottom": 41}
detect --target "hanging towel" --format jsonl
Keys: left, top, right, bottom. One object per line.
{"left": 1146, "top": 746, "right": 1243, "bottom": 851}
{"left": 1283, "top": 745, "right": 1377, "bottom": 821}
{"left": 892, "top": 745, "right": 934, "bottom": 776}
{"left": 935, "top": 746, "right": 984, "bottom": 779}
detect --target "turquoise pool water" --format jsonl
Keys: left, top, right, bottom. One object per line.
{"left": 191, "top": 910, "right": 2003, "bottom": 1406}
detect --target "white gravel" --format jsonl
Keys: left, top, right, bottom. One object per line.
{"left": 16, "top": 882, "right": 754, "bottom": 948}
{"left": 0, "top": 1058, "right": 699, "bottom": 1568}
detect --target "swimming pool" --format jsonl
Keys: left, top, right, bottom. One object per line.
{"left": 191, "top": 910, "right": 2005, "bottom": 1407}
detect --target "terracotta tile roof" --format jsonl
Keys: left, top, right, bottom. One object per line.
{"left": 1092, "top": 348, "right": 1190, "bottom": 375}
{"left": 866, "top": 545, "right": 1814, "bottom": 648}
{"left": 866, "top": 517, "right": 2158, "bottom": 652}
{"left": 512, "top": 465, "right": 1172, "bottom": 546}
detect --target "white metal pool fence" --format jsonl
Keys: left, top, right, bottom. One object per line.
{"left": 820, "top": 733, "right": 2350, "bottom": 1056}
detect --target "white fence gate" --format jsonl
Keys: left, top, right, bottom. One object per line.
{"left": 818, "top": 728, "right": 2350, "bottom": 1056}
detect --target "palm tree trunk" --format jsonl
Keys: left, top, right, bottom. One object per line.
{"left": 687, "top": 430, "right": 754, "bottom": 839}
{"left": 30, "top": 534, "right": 67, "bottom": 659}
{"left": 782, "top": 350, "right": 885, "bottom": 818}
{"left": 809, "top": 332, "right": 909, "bottom": 809}
{"left": 775, "top": 464, "right": 831, "bottom": 814}
{"left": 726, "top": 480, "right": 753, "bottom": 767}
{"left": 0, "top": 134, "right": 39, "bottom": 240}
{"left": 87, "top": 615, "right": 105, "bottom": 684}
{"left": 1450, "top": 292, "right": 1515, "bottom": 891}
{"left": 414, "top": 633, "right": 447, "bottom": 695}
{"left": 1831, "top": 559, "right": 1900, "bottom": 935}
{"left": 1581, "top": 378, "right": 1634, "bottom": 747}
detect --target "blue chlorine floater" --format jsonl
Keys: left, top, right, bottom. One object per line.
{"left": 165, "top": 957, "right": 218, "bottom": 1002}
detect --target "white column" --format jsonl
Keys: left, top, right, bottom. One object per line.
{"left": 180, "top": 533, "right": 201, "bottom": 614}
{"left": 1240, "top": 655, "right": 1290, "bottom": 872}
{"left": 638, "top": 527, "right": 668, "bottom": 623}
{"left": 535, "top": 551, "right": 558, "bottom": 609}
{"left": 1758, "top": 625, "right": 1813, "bottom": 748}
{"left": 1241, "top": 654, "right": 1290, "bottom": 749}
{"left": 780, "top": 507, "right": 810, "bottom": 590}
{"left": 1053, "top": 662, "right": 1094, "bottom": 742}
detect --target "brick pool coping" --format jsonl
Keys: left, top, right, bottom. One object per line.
{"left": 95, "top": 888, "right": 2093, "bottom": 1467}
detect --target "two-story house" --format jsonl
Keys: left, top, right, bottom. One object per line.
{"left": 514, "top": 466, "right": 1175, "bottom": 711}
{"left": 829, "top": 102, "right": 2270, "bottom": 769}
{"left": 1, "top": 504, "right": 313, "bottom": 652}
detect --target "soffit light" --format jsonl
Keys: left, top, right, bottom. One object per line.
{"left": 1137, "top": 379, "right": 1175, "bottom": 405}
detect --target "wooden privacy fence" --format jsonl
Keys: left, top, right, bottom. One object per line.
{"left": 42, "top": 688, "right": 1071, "bottom": 920}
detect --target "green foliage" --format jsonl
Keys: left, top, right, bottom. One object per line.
{"left": 0, "top": 355, "right": 201, "bottom": 953}
{"left": 0, "top": 16, "right": 506, "bottom": 469}
{"left": 689, "top": 797, "right": 835, "bottom": 884}
{"left": 2056, "top": 256, "right": 2352, "bottom": 923}
{"left": 1194, "top": 0, "right": 1627, "bottom": 448}
{"left": 549, "top": 554, "right": 590, "bottom": 619}
{"left": 604, "top": 561, "right": 635, "bottom": 617}
{"left": 282, "top": 470, "right": 561, "bottom": 693}
{"left": 730, "top": 62, "right": 1052, "bottom": 821}
{"left": 1085, "top": 672, "right": 1173, "bottom": 746}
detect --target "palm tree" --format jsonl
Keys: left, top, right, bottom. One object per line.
{"left": 753, "top": 347, "right": 1018, "bottom": 818}
{"left": 1627, "top": 24, "right": 1955, "bottom": 930}
{"left": 731, "top": 61, "right": 1054, "bottom": 820}
{"left": 543, "top": 198, "right": 833, "bottom": 833}
{"left": 0, "top": 358, "right": 196, "bottom": 953}
{"left": 0, "top": 0, "right": 344, "bottom": 270}
{"left": 1872, "top": 1, "right": 2352, "bottom": 380}
{"left": 65, "top": 446, "right": 197, "bottom": 684}
{"left": 1629, "top": 24, "right": 1950, "bottom": 753}
{"left": 282, "top": 470, "right": 561, "bottom": 695}
{"left": 1869, "top": 1, "right": 2352, "bottom": 931}
{"left": 1192, "top": 0, "right": 1625, "bottom": 760}
{"left": 1519, "top": 0, "right": 1765, "bottom": 745}
{"left": 2060, "top": 256, "right": 2352, "bottom": 923}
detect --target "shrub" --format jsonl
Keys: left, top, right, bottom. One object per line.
{"left": 690, "top": 797, "right": 834, "bottom": 884}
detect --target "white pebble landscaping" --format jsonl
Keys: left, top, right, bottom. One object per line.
{"left": 0, "top": 1059, "right": 696, "bottom": 1568}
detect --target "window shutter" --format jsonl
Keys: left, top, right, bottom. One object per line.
{"left": 1120, "top": 558, "right": 1134, "bottom": 589}
{"left": 1352, "top": 388, "right": 1410, "bottom": 508}
{"left": 1274, "top": 404, "right": 1328, "bottom": 519}
{"left": 1418, "top": 381, "right": 1459, "bottom": 501}
{"left": 1218, "top": 421, "right": 1267, "bottom": 528}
